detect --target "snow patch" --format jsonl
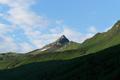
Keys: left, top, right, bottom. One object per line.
{"left": 40, "top": 47, "right": 50, "bottom": 51}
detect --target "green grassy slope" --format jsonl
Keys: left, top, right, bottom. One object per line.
{"left": 28, "top": 41, "right": 81, "bottom": 55}
{"left": 9, "top": 48, "right": 86, "bottom": 68}
{"left": 57, "top": 41, "right": 81, "bottom": 51}
{"left": 0, "top": 21, "right": 120, "bottom": 70}
{"left": 0, "top": 41, "right": 83, "bottom": 69}
{"left": 81, "top": 21, "right": 120, "bottom": 53}
{"left": 0, "top": 53, "right": 26, "bottom": 69}
{"left": 0, "top": 44, "right": 120, "bottom": 80}
{"left": 28, "top": 21, "right": 120, "bottom": 56}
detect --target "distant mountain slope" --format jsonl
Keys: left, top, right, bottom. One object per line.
{"left": 0, "top": 52, "right": 25, "bottom": 69}
{"left": 81, "top": 20, "right": 120, "bottom": 53}
{"left": 28, "top": 35, "right": 80, "bottom": 55}
{"left": 0, "top": 20, "right": 120, "bottom": 70}
{"left": 57, "top": 41, "right": 81, "bottom": 51}
{"left": 28, "top": 21, "right": 120, "bottom": 55}
{"left": 0, "top": 44, "right": 120, "bottom": 80}
{"left": 27, "top": 20, "right": 120, "bottom": 60}
{"left": 41, "top": 35, "right": 70, "bottom": 51}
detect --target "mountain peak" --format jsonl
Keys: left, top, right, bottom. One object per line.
{"left": 60, "top": 35, "right": 66, "bottom": 39}
{"left": 56, "top": 35, "right": 69, "bottom": 44}
{"left": 58, "top": 35, "right": 68, "bottom": 40}
{"left": 33, "top": 35, "right": 70, "bottom": 52}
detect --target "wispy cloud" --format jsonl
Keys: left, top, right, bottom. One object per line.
{"left": 88, "top": 26, "right": 98, "bottom": 34}
{"left": 0, "top": 0, "right": 96, "bottom": 53}
{"left": 0, "top": 0, "right": 49, "bottom": 52}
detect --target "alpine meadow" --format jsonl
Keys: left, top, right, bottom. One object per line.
{"left": 0, "top": 0, "right": 120, "bottom": 80}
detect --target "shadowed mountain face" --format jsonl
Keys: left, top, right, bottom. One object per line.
{"left": 55, "top": 35, "right": 69, "bottom": 45}
{"left": 0, "top": 44, "right": 120, "bottom": 80}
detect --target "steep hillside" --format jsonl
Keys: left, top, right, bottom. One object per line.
{"left": 28, "top": 35, "right": 80, "bottom": 55}
{"left": 28, "top": 21, "right": 120, "bottom": 56}
{"left": 81, "top": 20, "right": 120, "bottom": 53}
{"left": 0, "top": 21, "right": 120, "bottom": 70}
{"left": 0, "top": 44, "right": 120, "bottom": 80}
{"left": 57, "top": 41, "right": 81, "bottom": 51}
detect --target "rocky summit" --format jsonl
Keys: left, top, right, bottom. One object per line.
{"left": 55, "top": 35, "right": 70, "bottom": 45}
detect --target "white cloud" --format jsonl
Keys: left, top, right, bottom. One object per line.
{"left": 17, "top": 42, "right": 34, "bottom": 53}
{"left": 0, "top": 0, "right": 49, "bottom": 52}
{"left": 56, "top": 19, "right": 64, "bottom": 25}
{"left": 0, "top": 35, "right": 17, "bottom": 52}
{"left": 0, "top": 0, "right": 49, "bottom": 29}
{"left": 0, "top": 23, "right": 10, "bottom": 34}
{"left": 43, "top": 27, "right": 94, "bottom": 43}
{"left": 0, "top": 0, "right": 96, "bottom": 53}
{"left": 88, "top": 26, "right": 98, "bottom": 33}
{"left": 62, "top": 27, "right": 94, "bottom": 43}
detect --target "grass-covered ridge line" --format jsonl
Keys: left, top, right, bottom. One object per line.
{"left": 0, "top": 44, "right": 120, "bottom": 80}
{"left": 0, "top": 21, "right": 120, "bottom": 70}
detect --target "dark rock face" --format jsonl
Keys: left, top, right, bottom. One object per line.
{"left": 37, "top": 35, "right": 70, "bottom": 52}
{"left": 55, "top": 35, "right": 69, "bottom": 45}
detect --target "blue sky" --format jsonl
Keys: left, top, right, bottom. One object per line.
{"left": 0, "top": 0, "right": 120, "bottom": 53}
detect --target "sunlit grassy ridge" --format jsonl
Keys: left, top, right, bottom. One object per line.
{"left": 81, "top": 21, "right": 120, "bottom": 53}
